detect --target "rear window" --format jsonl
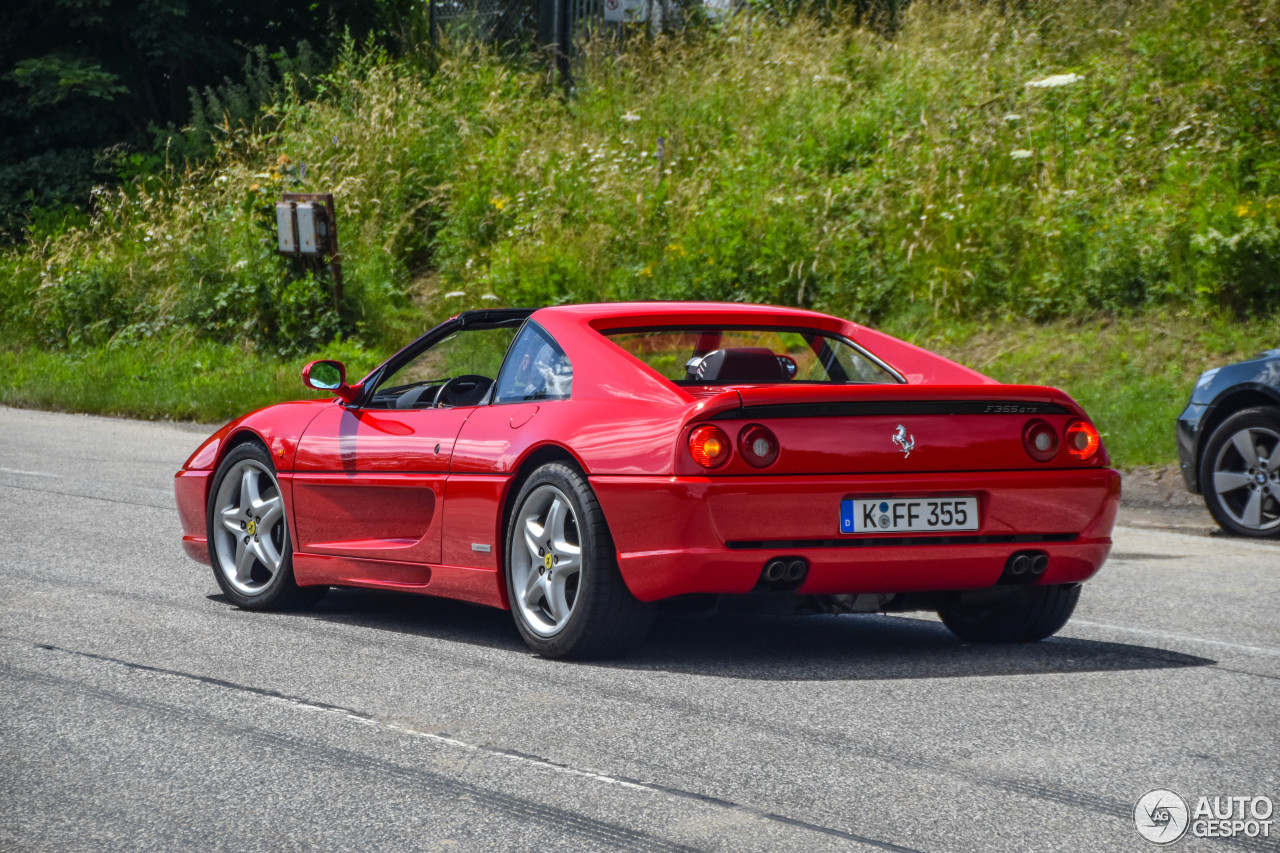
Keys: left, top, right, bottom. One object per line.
{"left": 602, "top": 327, "right": 901, "bottom": 385}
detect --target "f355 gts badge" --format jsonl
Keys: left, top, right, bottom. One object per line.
{"left": 892, "top": 424, "right": 915, "bottom": 458}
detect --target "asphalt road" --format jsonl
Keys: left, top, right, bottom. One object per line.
{"left": 2, "top": 405, "right": 1277, "bottom": 852}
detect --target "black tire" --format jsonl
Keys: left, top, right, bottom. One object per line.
{"left": 504, "top": 463, "right": 652, "bottom": 659}
{"left": 1198, "top": 406, "right": 1280, "bottom": 538}
{"left": 938, "top": 583, "right": 1081, "bottom": 643}
{"left": 206, "top": 442, "right": 327, "bottom": 610}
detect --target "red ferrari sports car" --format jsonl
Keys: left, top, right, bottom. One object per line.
{"left": 175, "top": 302, "right": 1119, "bottom": 658}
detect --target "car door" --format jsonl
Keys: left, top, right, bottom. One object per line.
{"left": 291, "top": 317, "right": 523, "bottom": 570}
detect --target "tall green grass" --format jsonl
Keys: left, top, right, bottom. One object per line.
{"left": 1, "top": 0, "right": 1277, "bottom": 465}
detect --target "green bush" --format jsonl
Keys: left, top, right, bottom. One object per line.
{"left": 1, "top": 0, "right": 1278, "bottom": 459}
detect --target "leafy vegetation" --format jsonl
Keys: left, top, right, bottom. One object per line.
{"left": 0, "top": 0, "right": 419, "bottom": 237}
{"left": 1, "top": 0, "right": 1278, "bottom": 467}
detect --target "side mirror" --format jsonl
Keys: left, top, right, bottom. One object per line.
{"left": 302, "top": 360, "right": 360, "bottom": 404}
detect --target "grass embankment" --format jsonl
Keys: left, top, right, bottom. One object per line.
{"left": 1, "top": 0, "right": 1277, "bottom": 466}
{"left": 3, "top": 309, "right": 1273, "bottom": 466}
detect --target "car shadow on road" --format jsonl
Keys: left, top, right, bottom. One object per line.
{"left": 225, "top": 588, "right": 1215, "bottom": 682}
{"left": 613, "top": 612, "right": 1215, "bottom": 681}
{"left": 208, "top": 588, "right": 529, "bottom": 652}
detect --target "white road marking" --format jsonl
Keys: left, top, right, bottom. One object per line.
{"left": 267, "top": 693, "right": 649, "bottom": 790}
{"left": 0, "top": 467, "right": 63, "bottom": 478}
{"left": 1068, "top": 619, "right": 1280, "bottom": 657}
{"left": 889, "top": 612, "right": 1280, "bottom": 658}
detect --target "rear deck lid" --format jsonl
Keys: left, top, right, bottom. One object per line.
{"left": 685, "top": 383, "right": 1101, "bottom": 475}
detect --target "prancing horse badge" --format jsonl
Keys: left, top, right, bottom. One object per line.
{"left": 892, "top": 424, "right": 915, "bottom": 458}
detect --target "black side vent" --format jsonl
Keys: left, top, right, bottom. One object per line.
{"left": 711, "top": 400, "right": 1073, "bottom": 420}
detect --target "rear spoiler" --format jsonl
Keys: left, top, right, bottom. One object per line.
{"left": 691, "top": 384, "right": 1085, "bottom": 420}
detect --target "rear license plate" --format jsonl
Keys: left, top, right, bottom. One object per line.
{"left": 840, "top": 497, "right": 979, "bottom": 534}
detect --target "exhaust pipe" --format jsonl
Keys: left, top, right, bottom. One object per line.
{"left": 1001, "top": 550, "right": 1049, "bottom": 584}
{"left": 757, "top": 557, "right": 809, "bottom": 590}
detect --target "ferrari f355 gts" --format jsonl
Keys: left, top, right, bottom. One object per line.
{"left": 175, "top": 302, "right": 1119, "bottom": 658}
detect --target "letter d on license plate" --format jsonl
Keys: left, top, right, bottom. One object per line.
{"left": 840, "top": 497, "right": 979, "bottom": 534}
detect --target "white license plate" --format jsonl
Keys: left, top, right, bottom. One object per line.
{"left": 840, "top": 497, "right": 979, "bottom": 534}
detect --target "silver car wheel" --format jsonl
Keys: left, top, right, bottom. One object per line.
{"left": 511, "top": 484, "right": 582, "bottom": 637}
{"left": 1211, "top": 425, "right": 1280, "bottom": 533}
{"left": 211, "top": 458, "right": 288, "bottom": 596}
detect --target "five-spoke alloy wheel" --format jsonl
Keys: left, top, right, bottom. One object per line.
{"left": 1200, "top": 407, "right": 1280, "bottom": 538}
{"left": 505, "top": 463, "right": 651, "bottom": 658}
{"left": 207, "top": 443, "right": 325, "bottom": 609}
{"left": 511, "top": 483, "right": 583, "bottom": 637}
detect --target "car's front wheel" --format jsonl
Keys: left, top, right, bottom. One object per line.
{"left": 938, "top": 583, "right": 1080, "bottom": 643}
{"left": 207, "top": 442, "right": 326, "bottom": 610}
{"left": 505, "top": 463, "right": 651, "bottom": 659}
{"left": 1199, "top": 407, "right": 1280, "bottom": 538}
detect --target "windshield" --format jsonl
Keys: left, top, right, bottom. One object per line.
{"left": 602, "top": 326, "right": 901, "bottom": 385}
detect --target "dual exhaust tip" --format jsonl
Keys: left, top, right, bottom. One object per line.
{"left": 758, "top": 557, "right": 809, "bottom": 591}
{"left": 755, "top": 550, "right": 1046, "bottom": 591}
{"left": 1002, "top": 550, "right": 1049, "bottom": 583}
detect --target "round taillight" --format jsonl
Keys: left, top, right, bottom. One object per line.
{"left": 1022, "top": 419, "right": 1059, "bottom": 462}
{"left": 689, "top": 424, "right": 731, "bottom": 469}
{"left": 738, "top": 424, "right": 779, "bottom": 468}
{"left": 1065, "top": 419, "right": 1101, "bottom": 461}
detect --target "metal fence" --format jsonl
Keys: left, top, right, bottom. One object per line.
{"left": 428, "top": 0, "right": 675, "bottom": 58}
{"left": 428, "top": 0, "right": 903, "bottom": 54}
{"left": 430, "top": 0, "right": 540, "bottom": 46}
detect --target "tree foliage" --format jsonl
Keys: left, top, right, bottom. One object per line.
{"left": 0, "top": 0, "right": 419, "bottom": 240}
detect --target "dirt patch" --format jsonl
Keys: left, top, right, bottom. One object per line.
{"left": 1117, "top": 464, "right": 1221, "bottom": 534}
{"left": 1120, "top": 465, "right": 1203, "bottom": 510}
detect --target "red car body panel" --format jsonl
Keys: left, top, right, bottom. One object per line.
{"left": 176, "top": 400, "right": 330, "bottom": 564}
{"left": 174, "top": 302, "right": 1119, "bottom": 610}
{"left": 591, "top": 468, "right": 1118, "bottom": 601}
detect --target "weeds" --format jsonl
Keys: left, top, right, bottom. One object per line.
{"left": 1, "top": 0, "right": 1278, "bottom": 465}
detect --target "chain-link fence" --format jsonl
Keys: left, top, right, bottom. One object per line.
{"left": 430, "top": 0, "right": 540, "bottom": 46}
{"left": 428, "top": 0, "right": 683, "bottom": 57}
{"left": 428, "top": 0, "right": 903, "bottom": 56}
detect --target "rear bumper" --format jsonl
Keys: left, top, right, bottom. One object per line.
{"left": 591, "top": 468, "right": 1120, "bottom": 602}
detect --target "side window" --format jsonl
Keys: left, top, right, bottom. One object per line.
{"left": 364, "top": 325, "right": 519, "bottom": 409}
{"left": 493, "top": 322, "right": 572, "bottom": 404}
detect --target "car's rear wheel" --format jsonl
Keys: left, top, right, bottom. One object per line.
{"left": 938, "top": 583, "right": 1080, "bottom": 643}
{"left": 207, "top": 443, "right": 326, "bottom": 610}
{"left": 505, "top": 463, "right": 651, "bottom": 659}
{"left": 1199, "top": 407, "right": 1280, "bottom": 538}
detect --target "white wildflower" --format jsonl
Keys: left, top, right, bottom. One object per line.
{"left": 444, "top": 290, "right": 466, "bottom": 299}
{"left": 1003, "top": 113, "right": 1021, "bottom": 122}
{"left": 1025, "top": 73, "right": 1083, "bottom": 89}
{"left": 1009, "top": 149, "right": 1034, "bottom": 160}
{"left": 621, "top": 111, "right": 641, "bottom": 122}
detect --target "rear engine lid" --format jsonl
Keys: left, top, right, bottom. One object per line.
{"left": 678, "top": 383, "right": 1105, "bottom": 475}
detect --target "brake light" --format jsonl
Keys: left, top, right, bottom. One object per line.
{"left": 738, "top": 424, "right": 779, "bottom": 468}
{"left": 1022, "top": 419, "right": 1059, "bottom": 462}
{"left": 1065, "top": 419, "right": 1101, "bottom": 461}
{"left": 689, "top": 425, "right": 731, "bottom": 469}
